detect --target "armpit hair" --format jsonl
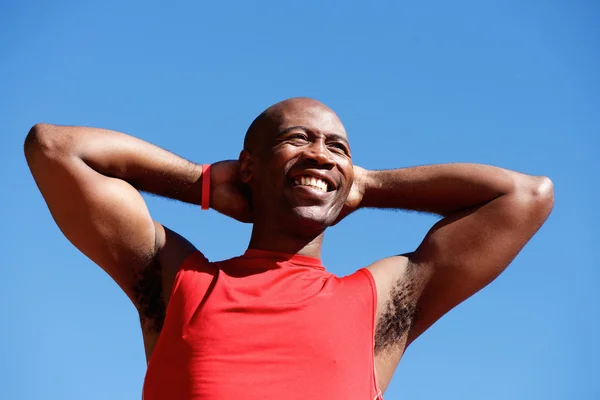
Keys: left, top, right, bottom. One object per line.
{"left": 374, "top": 267, "right": 420, "bottom": 354}
{"left": 132, "top": 255, "right": 166, "bottom": 333}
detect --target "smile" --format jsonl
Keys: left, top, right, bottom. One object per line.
{"left": 293, "top": 176, "right": 329, "bottom": 192}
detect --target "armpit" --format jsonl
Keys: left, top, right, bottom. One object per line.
{"left": 133, "top": 257, "right": 166, "bottom": 333}
{"left": 374, "top": 274, "right": 419, "bottom": 354}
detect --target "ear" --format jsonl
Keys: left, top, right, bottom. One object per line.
{"left": 238, "top": 149, "right": 253, "bottom": 183}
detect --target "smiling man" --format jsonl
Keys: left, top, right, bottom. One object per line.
{"left": 24, "top": 97, "right": 554, "bottom": 399}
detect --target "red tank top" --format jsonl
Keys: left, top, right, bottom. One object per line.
{"left": 142, "top": 249, "right": 383, "bottom": 400}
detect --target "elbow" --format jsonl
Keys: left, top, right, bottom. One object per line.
{"left": 518, "top": 175, "right": 555, "bottom": 221}
{"left": 531, "top": 175, "right": 554, "bottom": 213}
{"left": 24, "top": 123, "right": 54, "bottom": 154}
{"left": 24, "top": 123, "right": 70, "bottom": 162}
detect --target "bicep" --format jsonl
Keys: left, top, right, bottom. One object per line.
{"left": 27, "top": 150, "right": 157, "bottom": 302}
{"left": 408, "top": 182, "right": 553, "bottom": 344}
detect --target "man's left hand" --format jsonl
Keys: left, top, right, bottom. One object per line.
{"left": 334, "top": 165, "right": 367, "bottom": 225}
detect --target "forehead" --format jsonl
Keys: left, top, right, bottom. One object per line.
{"left": 275, "top": 102, "right": 347, "bottom": 137}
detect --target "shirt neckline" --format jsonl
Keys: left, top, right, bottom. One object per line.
{"left": 243, "top": 248, "right": 325, "bottom": 270}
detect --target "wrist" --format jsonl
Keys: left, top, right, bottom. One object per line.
{"left": 201, "top": 164, "right": 211, "bottom": 210}
{"left": 344, "top": 166, "right": 369, "bottom": 211}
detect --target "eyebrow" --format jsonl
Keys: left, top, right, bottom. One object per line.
{"left": 278, "top": 125, "right": 350, "bottom": 147}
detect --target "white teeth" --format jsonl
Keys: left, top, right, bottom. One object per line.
{"left": 294, "top": 175, "right": 328, "bottom": 192}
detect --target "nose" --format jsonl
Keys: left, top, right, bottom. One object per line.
{"left": 302, "top": 139, "right": 335, "bottom": 167}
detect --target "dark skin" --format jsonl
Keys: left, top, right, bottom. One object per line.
{"left": 241, "top": 99, "right": 355, "bottom": 256}
{"left": 24, "top": 97, "right": 554, "bottom": 393}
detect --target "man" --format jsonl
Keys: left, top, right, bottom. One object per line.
{"left": 24, "top": 97, "right": 554, "bottom": 399}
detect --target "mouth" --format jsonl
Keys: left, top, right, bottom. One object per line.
{"left": 292, "top": 175, "right": 330, "bottom": 193}
{"left": 288, "top": 170, "right": 337, "bottom": 193}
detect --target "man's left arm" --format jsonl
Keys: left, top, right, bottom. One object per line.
{"left": 356, "top": 163, "right": 554, "bottom": 345}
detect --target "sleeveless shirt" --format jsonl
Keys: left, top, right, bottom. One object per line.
{"left": 142, "top": 249, "right": 383, "bottom": 399}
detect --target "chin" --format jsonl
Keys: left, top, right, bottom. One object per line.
{"left": 289, "top": 205, "right": 338, "bottom": 233}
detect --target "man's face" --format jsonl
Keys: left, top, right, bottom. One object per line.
{"left": 247, "top": 99, "right": 354, "bottom": 231}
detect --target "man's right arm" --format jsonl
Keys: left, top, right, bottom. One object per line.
{"left": 24, "top": 123, "right": 205, "bottom": 305}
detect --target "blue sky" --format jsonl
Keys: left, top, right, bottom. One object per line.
{"left": 1, "top": 0, "right": 598, "bottom": 399}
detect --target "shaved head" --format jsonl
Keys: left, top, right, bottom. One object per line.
{"left": 238, "top": 96, "right": 354, "bottom": 237}
{"left": 244, "top": 98, "right": 344, "bottom": 153}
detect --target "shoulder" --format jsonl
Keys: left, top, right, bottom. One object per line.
{"left": 134, "top": 223, "right": 201, "bottom": 329}
{"left": 365, "top": 255, "right": 415, "bottom": 310}
{"left": 154, "top": 223, "right": 202, "bottom": 284}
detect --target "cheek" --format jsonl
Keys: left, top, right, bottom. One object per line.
{"left": 253, "top": 151, "right": 296, "bottom": 191}
{"left": 272, "top": 148, "right": 301, "bottom": 173}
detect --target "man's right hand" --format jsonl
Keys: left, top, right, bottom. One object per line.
{"left": 210, "top": 160, "right": 253, "bottom": 223}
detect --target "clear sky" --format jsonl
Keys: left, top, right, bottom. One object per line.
{"left": 1, "top": 1, "right": 598, "bottom": 399}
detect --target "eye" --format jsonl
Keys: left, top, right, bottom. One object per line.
{"left": 328, "top": 142, "right": 349, "bottom": 155}
{"left": 287, "top": 134, "right": 309, "bottom": 143}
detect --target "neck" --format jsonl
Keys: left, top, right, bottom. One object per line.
{"left": 248, "top": 219, "right": 325, "bottom": 259}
